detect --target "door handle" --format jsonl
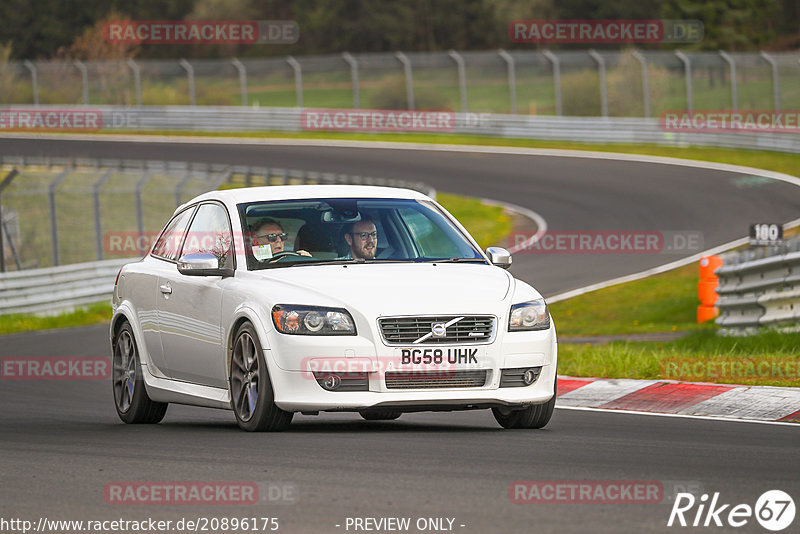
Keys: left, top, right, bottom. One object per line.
{"left": 159, "top": 284, "right": 172, "bottom": 295}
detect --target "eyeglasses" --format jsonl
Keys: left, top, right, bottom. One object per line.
{"left": 255, "top": 233, "right": 287, "bottom": 243}
{"left": 352, "top": 231, "right": 378, "bottom": 241}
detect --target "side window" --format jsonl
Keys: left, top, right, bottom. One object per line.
{"left": 180, "top": 203, "right": 234, "bottom": 268}
{"left": 152, "top": 208, "right": 195, "bottom": 261}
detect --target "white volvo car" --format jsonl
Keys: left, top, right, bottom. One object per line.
{"left": 110, "top": 185, "right": 557, "bottom": 431}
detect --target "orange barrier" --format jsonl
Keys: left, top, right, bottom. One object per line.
{"left": 698, "top": 280, "right": 718, "bottom": 306}
{"left": 697, "top": 255, "right": 722, "bottom": 323}
{"left": 697, "top": 304, "right": 717, "bottom": 323}
{"left": 699, "top": 255, "right": 723, "bottom": 280}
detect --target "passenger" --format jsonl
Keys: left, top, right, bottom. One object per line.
{"left": 251, "top": 218, "right": 311, "bottom": 262}
{"left": 343, "top": 217, "right": 378, "bottom": 260}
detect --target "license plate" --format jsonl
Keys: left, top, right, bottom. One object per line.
{"left": 395, "top": 347, "right": 484, "bottom": 366}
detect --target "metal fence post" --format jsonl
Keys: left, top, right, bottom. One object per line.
{"left": 23, "top": 61, "right": 38, "bottom": 105}
{"left": 1, "top": 212, "right": 21, "bottom": 271}
{"left": 342, "top": 52, "right": 360, "bottom": 109}
{"left": 286, "top": 56, "right": 303, "bottom": 108}
{"left": 135, "top": 171, "right": 153, "bottom": 239}
{"left": 447, "top": 50, "right": 468, "bottom": 112}
{"left": 588, "top": 50, "right": 608, "bottom": 117}
{"left": 498, "top": 50, "right": 517, "bottom": 114}
{"left": 395, "top": 52, "right": 415, "bottom": 110}
{"left": 542, "top": 51, "right": 562, "bottom": 116}
{"left": 675, "top": 51, "right": 693, "bottom": 113}
{"left": 759, "top": 51, "right": 781, "bottom": 111}
{"left": 175, "top": 172, "right": 193, "bottom": 207}
{"left": 48, "top": 168, "right": 71, "bottom": 267}
{"left": 74, "top": 60, "right": 90, "bottom": 105}
{"left": 631, "top": 50, "right": 650, "bottom": 118}
{"left": 0, "top": 169, "right": 20, "bottom": 272}
{"left": 179, "top": 59, "right": 196, "bottom": 106}
{"left": 231, "top": 58, "right": 247, "bottom": 106}
{"left": 127, "top": 58, "right": 142, "bottom": 107}
{"left": 718, "top": 51, "right": 738, "bottom": 111}
{"left": 92, "top": 169, "right": 113, "bottom": 260}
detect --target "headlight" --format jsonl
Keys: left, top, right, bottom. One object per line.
{"left": 272, "top": 305, "right": 356, "bottom": 336}
{"left": 508, "top": 299, "right": 550, "bottom": 331}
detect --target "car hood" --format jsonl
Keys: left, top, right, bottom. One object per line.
{"left": 251, "top": 263, "right": 514, "bottom": 316}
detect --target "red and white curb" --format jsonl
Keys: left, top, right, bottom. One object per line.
{"left": 555, "top": 376, "right": 800, "bottom": 423}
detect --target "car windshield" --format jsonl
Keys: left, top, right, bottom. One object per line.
{"left": 237, "top": 197, "right": 485, "bottom": 270}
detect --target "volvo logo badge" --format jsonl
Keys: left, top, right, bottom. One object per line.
{"left": 431, "top": 323, "right": 447, "bottom": 338}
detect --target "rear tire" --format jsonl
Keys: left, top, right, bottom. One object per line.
{"left": 492, "top": 374, "right": 556, "bottom": 429}
{"left": 112, "top": 322, "right": 168, "bottom": 424}
{"left": 359, "top": 410, "right": 402, "bottom": 421}
{"left": 230, "top": 323, "right": 293, "bottom": 432}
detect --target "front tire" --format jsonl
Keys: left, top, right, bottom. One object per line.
{"left": 492, "top": 375, "right": 556, "bottom": 429}
{"left": 112, "top": 322, "right": 168, "bottom": 424}
{"left": 230, "top": 323, "right": 293, "bottom": 432}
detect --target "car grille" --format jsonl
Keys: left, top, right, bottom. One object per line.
{"left": 385, "top": 370, "right": 488, "bottom": 389}
{"left": 379, "top": 316, "right": 495, "bottom": 344}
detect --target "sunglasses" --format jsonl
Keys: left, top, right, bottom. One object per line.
{"left": 255, "top": 232, "right": 287, "bottom": 243}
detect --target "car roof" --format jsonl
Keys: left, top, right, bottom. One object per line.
{"left": 185, "top": 185, "right": 432, "bottom": 208}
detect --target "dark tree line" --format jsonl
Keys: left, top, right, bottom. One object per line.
{"left": 1, "top": 0, "right": 797, "bottom": 59}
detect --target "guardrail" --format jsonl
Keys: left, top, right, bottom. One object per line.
{"left": 4, "top": 106, "right": 800, "bottom": 154}
{"left": 0, "top": 258, "right": 129, "bottom": 315}
{"left": 715, "top": 238, "right": 800, "bottom": 334}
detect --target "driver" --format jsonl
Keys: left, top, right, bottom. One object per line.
{"left": 251, "top": 218, "right": 311, "bottom": 262}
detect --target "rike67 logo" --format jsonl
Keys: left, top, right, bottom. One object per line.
{"left": 668, "top": 490, "right": 795, "bottom": 531}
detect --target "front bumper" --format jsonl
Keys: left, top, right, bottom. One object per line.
{"left": 266, "top": 326, "right": 557, "bottom": 413}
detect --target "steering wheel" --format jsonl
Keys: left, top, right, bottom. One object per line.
{"left": 270, "top": 251, "right": 301, "bottom": 262}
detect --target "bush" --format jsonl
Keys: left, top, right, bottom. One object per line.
{"left": 560, "top": 50, "right": 671, "bottom": 117}
{"left": 367, "top": 75, "right": 450, "bottom": 110}
{"left": 561, "top": 69, "right": 601, "bottom": 116}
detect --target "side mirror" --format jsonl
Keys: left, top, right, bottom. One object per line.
{"left": 485, "top": 247, "right": 512, "bottom": 269}
{"left": 177, "top": 253, "right": 234, "bottom": 277}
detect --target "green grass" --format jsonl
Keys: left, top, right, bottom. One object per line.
{"left": 436, "top": 192, "right": 512, "bottom": 249}
{"left": 550, "top": 263, "right": 700, "bottom": 337}
{"left": 548, "top": 255, "right": 800, "bottom": 387}
{"left": 558, "top": 330, "right": 800, "bottom": 387}
{"left": 0, "top": 301, "right": 111, "bottom": 335}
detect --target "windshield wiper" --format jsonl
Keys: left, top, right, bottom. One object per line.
{"left": 416, "top": 257, "right": 487, "bottom": 263}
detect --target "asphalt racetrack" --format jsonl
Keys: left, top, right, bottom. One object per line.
{"left": 1, "top": 137, "right": 798, "bottom": 533}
